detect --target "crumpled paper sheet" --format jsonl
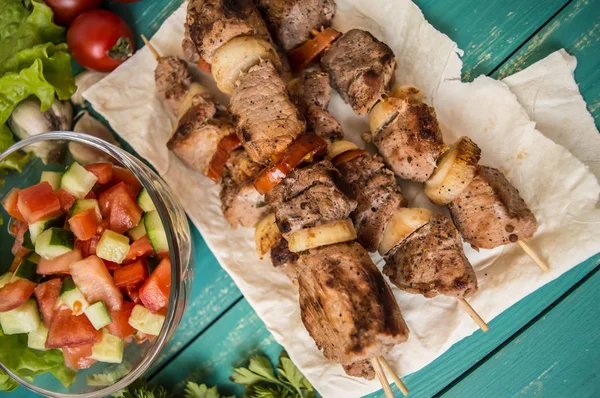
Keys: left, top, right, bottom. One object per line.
{"left": 84, "top": 1, "right": 600, "bottom": 396}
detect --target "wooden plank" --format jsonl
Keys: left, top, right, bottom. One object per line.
{"left": 439, "top": 266, "right": 600, "bottom": 397}
{"left": 413, "top": 0, "right": 570, "bottom": 80}
{"left": 495, "top": 0, "right": 600, "bottom": 124}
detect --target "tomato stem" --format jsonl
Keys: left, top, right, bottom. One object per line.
{"left": 108, "top": 37, "right": 133, "bottom": 60}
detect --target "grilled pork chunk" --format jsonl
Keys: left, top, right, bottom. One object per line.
{"left": 291, "top": 71, "right": 343, "bottom": 141}
{"left": 337, "top": 153, "right": 406, "bottom": 252}
{"left": 384, "top": 214, "right": 478, "bottom": 298}
{"left": 182, "top": 25, "right": 201, "bottom": 63}
{"left": 186, "top": 0, "right": 271, "bottom": 63}
{"left": 254, "top": 0, "right": 336, "bottom": 51}
{"left": 321, "top": 29, "right": 395, "bottom": 115}
{"left": 371, "top": 100, "right": 448, "bottom": 182}
{"left": 297, "top": 242, "right": 409, "bottom": 374}
{"left": 448, "top": 166, "right": 538, "bottom": 249}
{"left": 344, "top": 360, "right": 375, "bottom": 380}
{"left": 270, "top": 238, "right": 299, "bottom": 283}
{"left": 155, "top": 56, "right": 192, "bottom": 116}
{"left": 265, "top": 160, "right": 338, "bottom": 205}
{"left": 220, "top": 149, "right": 271, "bottom": 228}
{"left": 229, "top": 60, "right": 305, "bottom": 164}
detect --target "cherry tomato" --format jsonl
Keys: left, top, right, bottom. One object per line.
{"left": 43, "top": 0, "right": 102, "bottom": 26}
{"left": 67, "top": 10, "right": 135, "bottom": 72}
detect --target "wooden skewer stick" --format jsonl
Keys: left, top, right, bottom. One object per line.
{"left": 378, "top": 356, "right": 409, "bottom": 396}
{"left": 517, "top": 240, "right": 550, "bottom": 272}
{"left": 457, "top": 298, "right": 489, "bottom": 332}
{"left": 141, "top": 34, "right": 161, "bottom": 61}
{"left": 371, "top": 357, "right": 394, "bottom": 398}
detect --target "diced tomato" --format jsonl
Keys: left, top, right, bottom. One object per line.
{"left": 85, "top": 190, "right": 97, "bottom": 199}
{"left": 46, "top": 306, "right": 101, "bottom": 349}
{"left": 113, "top": 259, "right": 148, "bottom": 288}
{"left": 70, "top": 255, "right": 123, "bottom": 311}
{"left": 98, "top": 182, "right": 143, "bottom": 234}
{"left": 33, "top": 279, "right": 62, "bottom": 328}
{"left": 103, "top": 259, "right": 121, "bottom": 271}
{"left": 0, "top": 279, "right": 37, "bottom": 312}
{"left": 139, "top": 258, "right": 171, "bottom": 313}
{"left": 123, "top": 285, "right": 141, "bottom": 304}
{"left": 134, "top": 331, "right": 156, "bottom": 345}
{"left": 11, "top": 221, "right": 29, "bottom": 255}
{"left": 68, "top": 208, "right": 99, "bottom": 241}
{"left": 8, "top": 217, "right": 21, "bottom": 236}
{"left": 106, "top": 301, "right": 136, "bottom": 338}
{"left": 110, "top": 166, "right": 142, "bottom": 197}
{"left": 96, "top": 219, "right": 109, "bottom": 235}
{"left": 17, "top": 182, "right": 62, "bottom": 223}
{"left": 62, "top": 344, "right": 97, "bottom": 371}
{"left": 10, "top": 247, "right": 29, "bottom": 272}
{"left": 84, "top": 163, "right": 113, "bottom": 184}
{"left": 37, "top": 248, "right": 83, "bottom": 275}
{"left": 56, "top": 188, "right": 77, "bottom": 214}
{"left": 1, "top": 188, "right": 24, "bottom": 222}
{"left": 126, "top": 235, "right": 154, "bottom": 261}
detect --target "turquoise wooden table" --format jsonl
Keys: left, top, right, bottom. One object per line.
{"left": 7, "top": 0, "right": 600, "bottom": 396}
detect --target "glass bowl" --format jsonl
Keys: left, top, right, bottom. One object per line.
{"left": 0, "top": 131, "right": 194, "bottom": 397}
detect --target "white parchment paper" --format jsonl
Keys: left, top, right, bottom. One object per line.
{"left": 84, "top": 2, "right": 600, "bottom": 396}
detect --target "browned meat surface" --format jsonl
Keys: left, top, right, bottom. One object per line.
{"left": 229, "top": 60, "right": 305, "bottom": 164}
{"left": 291, "top": 71, "right": 342, "bottom": 141}
{"left": 254, "top": 0, "right": 335, "bottom": 51}
{"left": 270, "top": 238, "right": 299, "bottom": 283}
{"left": 371, "top": 100, "right": 448, "bottom": 182}
{"left": 343, "top": 360, "right": 375, "bottom": 380}
{"left": 448, "top": 166, "right": 538, "bottom": 249}
{"left": 297, "top": 242, "right": 409, "bottom": 369}
{"left": 266, "top": 160, "right": 338, "bottom": 206}
{"left": 155, "top": 56, "right": 192, "bottom": 116}
{"left": 275, "top": 183, "right": 356, "bottom": 234}
{"left": 220, "top": 149, "right": 271, "bottom": 228}
{"left": 321, "top": 29, "right": 395, "bottom": 115}
{"left": 186, "top": 0, "right": 271, "bottom": 63}
{"left": 383, "top": 214, "right": 478, "bottom": 298}
{"left": 182, "top": 25, "right": 200, "bottom": 63}
{"left": 337, "top": 153, "right": 405, "bottom": 252}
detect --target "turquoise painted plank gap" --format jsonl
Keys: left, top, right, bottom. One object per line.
{"left": 441, "top": 267, "right": 600, "bottom": 398}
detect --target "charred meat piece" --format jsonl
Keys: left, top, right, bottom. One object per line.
{"left": 372, "top": 100, "right": 448, "bottom": 182}
{"left": 321, "top": 29, "right": 396, "bottom": 115}
{"left": 254, "top": 0, "right": 336, "bottom": 51}
{"left": 186, "top": 0, "right": 271, "bottom": 63}
{"left": 229, "top": 60, "right": 305, "bottom": 164}
{"left": 298, "top": 242, "right": 409, "bottom": 370}
{"left": 343, "top": 360, "right": 375, "bottom": 380}
{"left": 155, "top": 56, "right": 193, "bottom": 116}
{"left": 291, "top": 71, "right": 343, "bottom": 141}
{"left": 448, "top": 166, "right": 538, "bottom": 249}
{"left": 182, "top": 25, "right": 201, "bottom": 63}
{"left": 270, "top": 238, "right": 299, "bottom": 283}
{"left": 337, "top": 153, "right": 405, "bottom": 252}
{"left": 383, "top": 213, "right": 478, "bottom": 298}
{"left": 220, "top": 149, "right": 271, "bottom": 228}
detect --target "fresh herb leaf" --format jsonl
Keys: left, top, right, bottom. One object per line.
{"left": 232, "top": 356, "right": 281, "bottom": 386}
{"left": 184, "top": 382, "right": 234, "bottom": 398}
{"left": 87, "top": 361, "right": 132, "bottom": 387}
{"left": 277, "top": 353, "right": 314, "bottom": 396}
{"left": 111, "top": 378, "right": 170, "bottom": 398}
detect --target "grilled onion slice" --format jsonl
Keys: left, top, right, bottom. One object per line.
{"left": 177, "top": 82, "right": 210, "bottom": 118}
{"left": 327, "top": 140, "right": 358, "bottom": 159}
{"left": 378, "top": 207, "right": 432, "bottom": 255}
{"left": 424, "top": 136, "right": 481, "bottom": 204}
{"left": 212, "top": 36, "right": 281, "bottom": 95}
{"left": 369, "top": 86, "right": 424, "bottom": 134}
{"left": 255, "top": 213, "right": 281, "bottom": 259}
{"left": 287, "top": 219, "right": 357, "bottom": 253}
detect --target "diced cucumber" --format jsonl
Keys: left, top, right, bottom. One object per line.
{"left": 91, "top": 329, "right": 123, "bottom": 364}
{"left": 22, "top": 230, "right": 35, "bottom": 250}
{"left": 0, "top": 273, "right": 13, "bottom": 289}
{"left": 28, "top": 324, "right": 49, "bottom": 351}
{"left": 35, "top": 228, "right": 74, "bottom": 260}
{"left": 27, "top": 252, "right": 41, "bottom": 264}
{"left": 128, "top": 304, "right": 164, "bottom": 336}
{"left": 60, "top": 162, "right": 98, "bottom": 199}
{"left": 0, "top": 299, "right": 41, "bottom": 335}
{"left": 137, "top": 188, "right": 155, "bottom": 212}
{"left": 127, "top": 219, "right": 146, "bottom": 241}
{"left": 11, "top": 256, "right": 38, "bottom": 282}
{"left": 60, "top": 276, "right": 89, "bottom": 315}
{"left": 96, "top": 230, "right": 130, "bottom": 264}
{"left": 144, "top": 211, "right": 168, "bottom": 253}
{"left": 29, "top": 214, "right": 66, "bottom": 244}
{"left": 70, "top": 198, "right": 102, "bottom": 220}
{"left": 40, "top": 171, "right": 63, "bottom": 192}
{"left": 85, "top": 301, "right": 112, "bottom": 330}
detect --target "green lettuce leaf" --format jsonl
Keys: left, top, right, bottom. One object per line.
{"left": 0, "top": 369, "right": 19, "bottom": 392}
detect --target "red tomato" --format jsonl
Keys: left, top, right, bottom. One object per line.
{"left": 10, "top": 247, "right": 30, "bottom": 272}
{"left": 37, "top": 248, "right": 83, "bottom": 275}
{"left": 84, "top": 162, "right": 113, "bottom": 184}
{"left": 98, "top": 182, "right": 143, "bottom": 234}
{"left": 68, "top": 208, "right": 99, "bottom": 240}
{"left": 103, "top": 259, "right": 121, "bottom": 272}
{"left": 33, "top": 279, "right": 62, "bottom": 328}
{"left": 56, "top": 188, "right": 77, "bottom": 213}
{"left": 16, "top": 182, "right": 61, "bottom": 224}
{"left": 46, "top": 306, "right": 101, "bottom": 349}
{"left": 126, "top": 235, "right": 154, "bottom": 261}
{"left": 113, "top": 259, "right": 148, "bottom": 288}
{"left": 139, "top": 258, "right": 171, "bottom": 313}
{"left": 63, "top": 344, "right": 97, "bottom": 371}
{"left": 106, "top": 301, "right": 136, "bottom": 339}
{"left": 77, "top": 234, "right": 101, "bottom": 257}
{"left": 67, "top": 10, "right": 135, "bottom": 72}
{"left": 70, "top": 255, "right": 124, "bottom": 311}
{"left": 43, "top": 0, "right": 102, "bottom": 26}
{"left": 11, "top": 221, "right": 29, "bottom": 256}
{"left": 110, "top": 167, "right": 142, "bottom": 197}
{"left": 123, "top": 284, "right": 142, "bottom": 304}
{"left": 1, "top": 188, "right": 24, "bottom": 222}
{"left": 85, "top": 190, "right": 97, "bottom": 199}
{"left": 0, "top": 279, "right": 37, "bottom": 312}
